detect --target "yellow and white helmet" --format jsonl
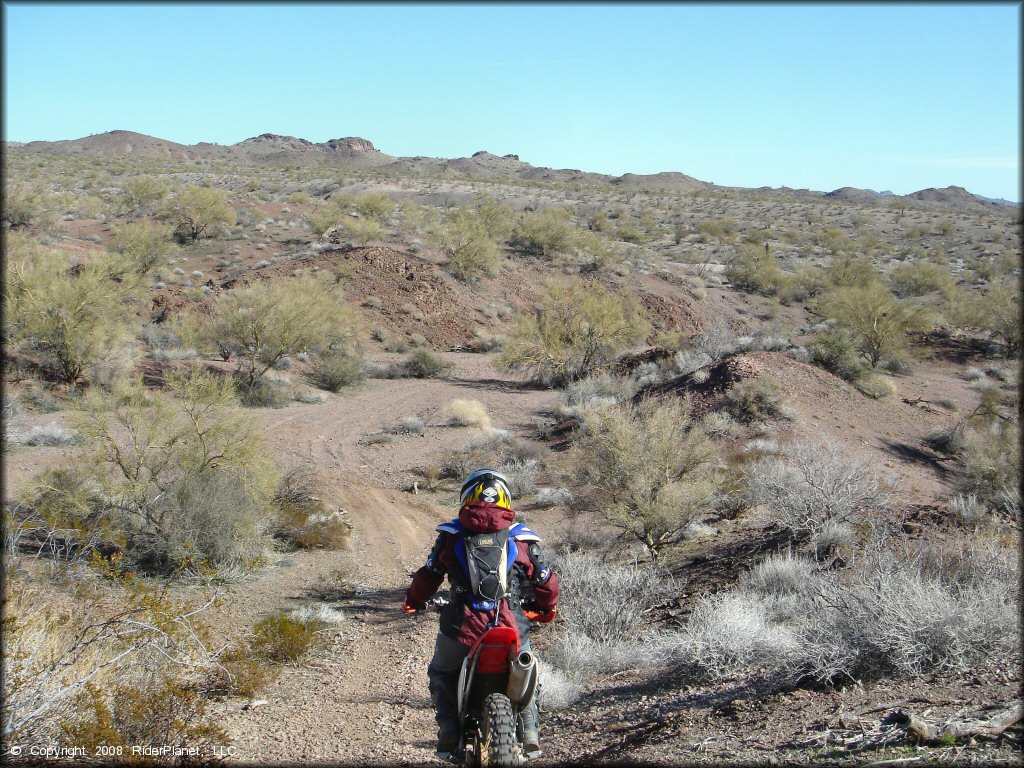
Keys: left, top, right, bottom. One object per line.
{"left": 460, "top": 468, "right": 512, "bottom": 508}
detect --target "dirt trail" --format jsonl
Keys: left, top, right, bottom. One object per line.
{"left": 213, "top": 354, "right": 560, "bottom": 764}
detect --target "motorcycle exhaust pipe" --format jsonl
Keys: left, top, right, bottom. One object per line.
{"left": 506, "top": 650, "right": 538, "bottom": 706}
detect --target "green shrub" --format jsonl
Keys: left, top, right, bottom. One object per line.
{"left": 159, "top": 186, "right": 235, "bottom": 242}
{"left": 108, "top": 220, "right": 175, "bottom": 276}
{"left": 806, "top": 328, "right": 866, "bottom": 382}
{"left": 250, "top": 612, "right": 325, "bottom": 664}
{"left": 890, "top": 261, "right": 955, "bottom": 298}
{"left": 434, "top": 210, "right": 501, "bottom": 282}
{"left": 854, "top": 375, "right": 896, "bottom": 399}
{"left": 723, "top": 378, "right": 788, "bottom": 424}
{"left": 308, "top": 353, "right": 365, "bottom": 391}
{"left": 501, "top": 277, "right": 649, "bottom": 387}
{"left": 725, "top": 246, "right": 786, "bottom": 296}
{"left": 354, "top": 192, "right": 395, "bottom": 221}
{"left": 401, "top": 348, "right": 448, "bottom": 378}
{"left": 511, "top": 207, "right": 577, "bottom": 258}
{"left": 341, "top": 216, "right": 382, "bottom": 245}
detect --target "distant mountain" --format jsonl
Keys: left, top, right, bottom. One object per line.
{"left": 8, "top": 131, "right": 1015, "bottom": 206}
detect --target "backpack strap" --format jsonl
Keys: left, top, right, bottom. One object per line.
{"left": 509, "top": 522, "right": 540, "bottom": 542}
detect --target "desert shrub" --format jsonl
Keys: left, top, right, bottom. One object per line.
{"left": 815, "top": 283, "right": 929, "bottom": 368}
{"left": 72, "top": 368, "right": 277, "bottom": 572}
{"left": 108, "top": 220, "right": 176, "bottom": 276}
{"left": 117, "top": 176, "right": 170, "bottom": 215}
{"left": 239, "top": 378, "right": 294, "bottom": 408}
{"left": 2, "top": 182, "right": 56, "bottom": 227}
{"left": 548, "top": 550, "right": 676, "bottom": 675}
{"left": 398, "top": 348, "right": 448, "bottom": 378}
{"left": 922, "top": 423, "right": 966, "bottom": 457}
{"left": 853, "top": 374, "right": 896, "bottom": 400}
{"left": 575, "top": 229, "right": 623, "bottom": 271}
{"left": 63, "top": 673, "right": 227, "bottom": 755}
{"left": 271, "top": 466, "right": 350, "bottom": 550}
{"left": 890, "top": 261, "right": 954, "bottom": 298}
{"left": 880, "top": 357, "right": 913, "bottom": 376}
{"left": 777, "top": 265, "right": 829, "bottom": 305}
{"left": 469, "top": 328, "right": 505, "bottom": 352}
{"left": 511, "top": 207, "right": 577, "bottom": 258}
{"left": 196, "top": 272, "right": 360, "bottom": 393}
{"left": 353, "top": 192, "right": 395, "bottom": 221}
{"left": 468, "top": 195, "right": 516, "bottom": 241}
{"left": 825, "top": 254, "right": 884, "bottom": 289}
{"left": 743, "top": 441, "right": 887, "bottom": 552}
{"left": 447, "top": 399, "right": 491, "bottom": 429}
{"left": 697, "top": 217, "right": 737, "bottom": 242}
{"left": 3, "top": 569, "right": 220, "bottom": 744}
{"left": 689, "top": 320, "right": 739, "bottom": 362}
{"left": 19, "top": 422, "right": 82, "bottom": 447}
{"left": 440, "top": 431, "right": 545, "bottom": 482}
{"left": 4, "top": 238, "right": 137, "bottom": 383}
{"left": 434, "top": 209, "right": 501, "bottom": 282}
{"left": 385, "top": 416, "right": 426, "bottom": 435}
{"left": 956, "top": 418, "right": 1020, "bottom": 516}
{"left": 558, "top": 373, "right": 638, "bottom": 419}
{"left": 573, "top": 397, "right": 719, "bottom": 563}
{"left": 948, "top": 280, "right": 1021, "bottom": 356}
{"left": 534, "top": 487, "right": 573, "bottom": 508}
{"left": 305, "top": 204, "right": 343, "bottom": 241}
{"left": 722, "top": 377, "right": 787, "bottom": 424}
{"left": 806, "top": 328, "right": 866, "bottom": 382}
{"left": 308, "top": 352, "right": 365, "bottom": 391}
{"left": 725, "top": 246, "right": 786, "bottom": 296}
{"left": 501, "top": 277, "right": 649, "bottom": 387}
{"left": 250, "top": 611, "right": 326, "bottom": 664}
{"left": 340, "top": 216, "right": 382, "bottom": 245}
{"left": 671, "top": 534, "right": 1019, "bottom": 686}
{"left": 700, "top": 410, "right": 738, "bottom": 437}
{"left": 159, "top": 186, "right": 235, "bottom": 242}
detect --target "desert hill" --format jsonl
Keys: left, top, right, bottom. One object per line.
{"left": 13, "top": 129, "right": 1016, "bottom": 207}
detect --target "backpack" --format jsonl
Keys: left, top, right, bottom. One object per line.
{"left": 437, "top": 520, "right": 539, "bottom": 611}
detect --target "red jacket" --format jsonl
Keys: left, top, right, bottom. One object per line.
{"left": 406, "top": 501, "right": 560, "bottom": 646}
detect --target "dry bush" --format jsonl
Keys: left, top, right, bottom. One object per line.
{"left": 806, "top": 327, "right": 866, "bottom": 382}
{"left": 722, "top": 377, "right": 788, "bottom": 424}
{"left": 3, "top": 570, "right": 221, "bottom": 745}
{"left": 534, "top": 487, "right": 573, "bottom": 508}
{"left": 440, "top": 431, "right": 545, "bottom": 482}
{"left": 270, "top": 466, "right": 350, "bottom": 551}
{"left": 376, "top": 349, "right": 450, "bottom": 379}
{"left": 19, "top": 422, "right": 83, "bottom": 447}
{"left": 447, "top": 399, "right": 491, "bottom": 429}
{"left": 501, "top": 277, "right": 649, "bottom": 387}
{"left": 547, "top": 550, "right": 676, "bottom": 677}
{"left": 724, "top": 246, "right": 787, "bottom": 296}
{"left": 249, "top": 611, "right": 327, "bottom": 664}
{"left": 62, "top": 675, "right": 227, "bottom": 758}
{"left": 671, "top": 533, "right": 1020, "bottom": 687}
{"left": 573, "top": 397, "right": 719, "bottom": 563}
{"left": 108, "top": 220, "right": 176, "bottom": 276}
{"left": 853, "top": 374, "right": 896, "bottom": 400}
{"left": 956, "top": 418, "right": 1020, "bottom": 516}
{"left": 340, "top": 216, "right": 382, "bottom": 245}
{"left": 556, "top": 373, "right": 637, "bottom": 419}
{"left": 743, "top": 441, "right": 888, "bottom": 551}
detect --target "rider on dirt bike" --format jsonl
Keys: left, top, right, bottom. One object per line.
{"left": 404, "top": 468, "right": 560, "bottom": 760}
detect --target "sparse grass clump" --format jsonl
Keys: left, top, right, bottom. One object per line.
{"left": 19, "top": 422, "right": 83, "bottom": 446}
{"left": 250, "top": 611, "right": 327, "bottom": 664}
{"left": 447, "top": 399, "right": 491, "bottom": 429}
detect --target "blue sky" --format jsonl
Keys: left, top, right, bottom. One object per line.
{"left": 3, "top": 3, "right": 1020, "bottom": 200}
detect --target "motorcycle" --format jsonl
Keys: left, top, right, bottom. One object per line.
{"left": 427, "top": 595, "right": 540, "bottom": 767}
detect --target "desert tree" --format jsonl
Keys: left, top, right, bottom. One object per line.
{"left": 107, "top": 220, "right": 176, "bottom": 277}
{"left": 572, "top": 397, "right": 719, "bottom": 564}
{"left": 304, "top": 203, "right": 344, "bottom": 242}
{"left": 815, "top": 283, "right": 930, "bottom": 368}
{"left": 159, "top": 186, "right": 235, "bottom": 243}
{"left": 73, "top": 367, "right": 277, "bottom": 571}
{"left": 511, "top": 207, "right": 578, "bottom": 258}
{"left": 194, "top": 272, "right": 360, "bottom": 392}
{"left": 117, "top": 176, "right": 171, "bottom": 216}
{"left": 3, "top": 235, "right": 136, "bottom": 383}
{"left": 500, "top": 277, "right": 649, "bottom": 387}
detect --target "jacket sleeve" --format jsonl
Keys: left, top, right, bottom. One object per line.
{"left": 518, "top": 540, "right": 559, "bottom": 613}
{"left": 405, "top": 533, "right": 446, "bottom": 609}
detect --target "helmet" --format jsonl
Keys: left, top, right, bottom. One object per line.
{"left": 460, "top": 468, "right": 512, "bottom": 508}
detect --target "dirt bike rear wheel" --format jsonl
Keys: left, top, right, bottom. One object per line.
{"left": 477, "top": 693, "right": 520, "bottom": 767}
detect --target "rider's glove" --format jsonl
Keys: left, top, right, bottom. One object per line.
{"left": 523, "top": 608, "right": 557, "bottom": 624}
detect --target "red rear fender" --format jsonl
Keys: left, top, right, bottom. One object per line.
{"left": 471, "top": 625, "right": 519, "bottom": 674}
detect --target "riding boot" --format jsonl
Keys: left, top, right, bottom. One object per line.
{"left": 519, "top": 696, "right": 541, "bottom": 758}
